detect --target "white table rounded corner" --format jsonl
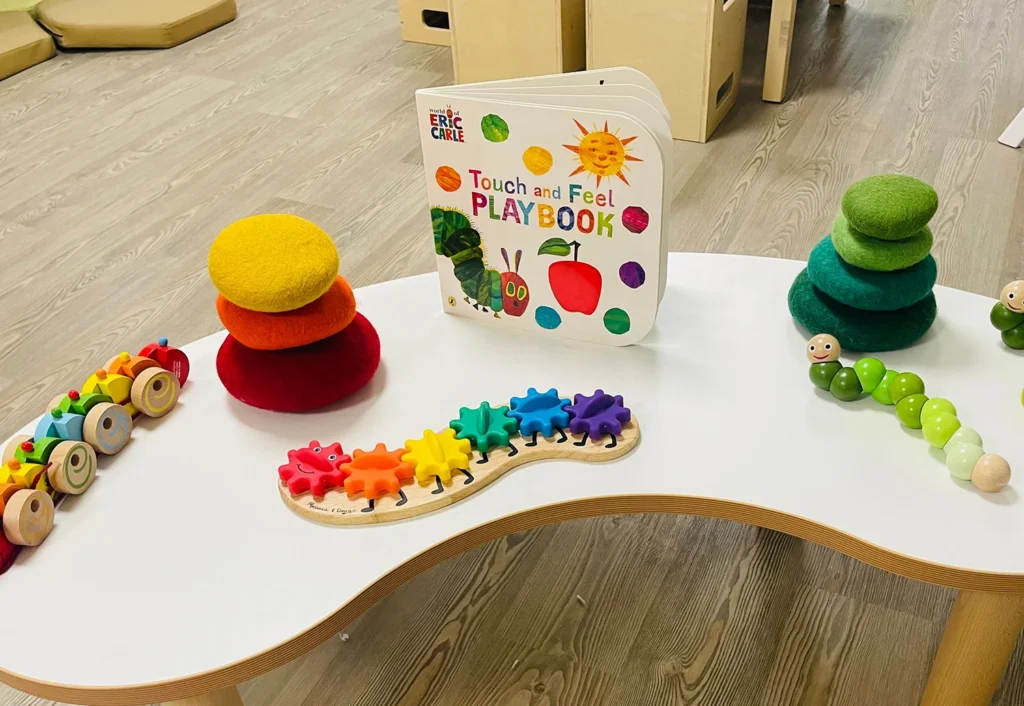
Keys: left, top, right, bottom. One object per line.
{"left": 1, "top": 253, "right": 1023, "bottom": 706}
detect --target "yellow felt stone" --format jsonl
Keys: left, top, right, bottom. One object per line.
{"left": 208, "top": 214, "right": 340, "bottom": 313}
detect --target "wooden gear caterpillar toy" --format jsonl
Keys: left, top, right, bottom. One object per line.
{"left": 0, "top": 338, "right": 189, "bottom": 573}
{"left": 806, "top": 334, "right": 1010, "bottom": 493}
{"left": 278, "top": 387, "right": 640, "bottom": 525}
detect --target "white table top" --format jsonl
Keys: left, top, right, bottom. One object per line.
{"left": 1, "top": 253, "right": 1022, "bottom": 699}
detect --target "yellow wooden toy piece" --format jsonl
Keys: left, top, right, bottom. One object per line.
{"left": 82, "top": 369, "right": 137, "bottom": 416}
{"left": 5, "top": 459, "right": 45, "bottom": 488}
{"left": 105, "top": 351, "right": 159, "bottom": 379}
{"left": 402, "top": 428, "right": 472, "bottom": 485}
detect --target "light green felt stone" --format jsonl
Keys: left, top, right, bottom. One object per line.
{"left": 832, "top": 213, "right": 933, "bottom": 272}
{"left": 888, "top": 372, "right": 924, "bottom": 405}
{"left": 809, "top": 361, "right": 843, "bottom": 390}
{"left": 842, "top": 174, "right": 939, "bottom": 241}
{"left": 829, "top": 367, "right": 863, "bottom": 401}
{"left": 896, "top": 394, "right": 929, "bottom": 429}
{"left": 922, "top": 412, "right": 961, "bottom": 448}
{"left": 871, "top": 370, "right": 900, "bottom": 405}
{"left": 945, "top": 442, "right": 985, "bottom": 481}
{"left": 946, "top": 426, "right": 983, "bottom": 450}
{"left": 920, "top": 398, "right": 956, "bottom": 423}
{"left": 990, "top": 302, "right": 1024, "bottom": 332}
{"left": 853, "top": 358, "right": 886, "bottom": 393}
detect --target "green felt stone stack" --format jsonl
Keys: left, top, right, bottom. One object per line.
{"left": 789, "top": 174, "right": 941, "bottom": 352}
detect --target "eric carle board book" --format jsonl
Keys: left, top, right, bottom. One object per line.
{"left": 415, "top": 67, "right": 670, "bottom": 346}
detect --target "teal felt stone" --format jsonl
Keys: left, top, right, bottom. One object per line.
{"left": 807, "top": 236, "right": 937, "bottom": 311}
{"left": 842, "top": 174, "right": 938, "bottom": 241}
{"left": 788, "top": 269, "right": 937, "bottom": 352}
{"left": 832, "top": 213, "right": 933, "bottom": 272}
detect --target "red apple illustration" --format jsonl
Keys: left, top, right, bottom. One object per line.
{"left": 537, "top": 238, "right": 602, "bottom": 315}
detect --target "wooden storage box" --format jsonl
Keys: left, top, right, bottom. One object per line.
{"left": 399, "top": 0, "right": 450, "bottom": 46}
{"left": 588, "top": 0, "right": 748, "bottom": 142}
{"left": 448, "top": 0, "right": 585, "bottom": 84}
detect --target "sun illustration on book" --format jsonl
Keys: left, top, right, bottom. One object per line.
{"left": 563, "top": 119, "right": 642, "bottom": 187}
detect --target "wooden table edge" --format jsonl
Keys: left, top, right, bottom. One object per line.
{"left": 3, "top": 493, "right": 1023, "bottom": 705}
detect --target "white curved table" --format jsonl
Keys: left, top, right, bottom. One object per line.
{"left": 1, "top": 253, "right": 1022, "bottom": 706}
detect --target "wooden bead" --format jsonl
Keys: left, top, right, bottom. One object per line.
{"left": 1000, "top": 280, "right": 1024, "bottom": 312}
{"left": 83, "top": 402, "right": 133, "bottom": 455}
{"left": 806, "top": 334, "right": 841, "bottom": 363}
{"left": 2, "top": 489, "right": 54, "bottom": 546}
{"left": 130, "top": 367, "right": 180, "bottom": 418}
{"left": 971, "top": 454, "right": 1011, "bottom": 493}
{"left": 1, "top": 435, "right": 30, "bottom": 465}
{"left": 47, "top": 441, "right": 97, "bottom": 495}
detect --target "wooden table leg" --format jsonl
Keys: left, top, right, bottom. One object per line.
{"left": 165, "top": 685, "right": 243, "bottom": 706}
{"left": 763, "top": 0, "right": 798, "bottom": 102}
{"left": 921, "top": 590, "right": 1024, "bottom": 706}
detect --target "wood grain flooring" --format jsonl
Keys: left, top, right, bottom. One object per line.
{"left": 1, "top": 0, "right": 1023, "bottom": 702}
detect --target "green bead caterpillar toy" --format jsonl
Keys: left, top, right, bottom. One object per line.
{"left": 806, "top": 333, "right": 1011, "bottom": 493}
{"left": 990, "top": 280, "right": 1024, "bottom": 349}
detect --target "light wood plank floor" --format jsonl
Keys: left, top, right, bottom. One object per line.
{"left": 1, "top": 0, "right": 1023, "bottom": 702}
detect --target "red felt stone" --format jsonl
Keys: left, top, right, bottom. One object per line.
{"left": 0, "top": 531, "right": 19, "bottom": 576}
{"left": 216, "top": 313, "right": 380, "bottom": 412}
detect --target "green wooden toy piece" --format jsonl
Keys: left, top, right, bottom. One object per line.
{"left": 888, "top": 372, "right": 924, "bottom": 405}
{"left": 829, "top": 368, "right": 863, "bottom": 401}
{"left": 896, "top": 394, "right": 929, "bottom": 429}
{"left": 871, "top": 370, "right": 900, "bottom": 405}
{"left": 14, "top": 436, "right": 62, "bottom": 465}
{"left": 922, "top": 412, "right": 961, "bottom": 449}
{"left": 853, "top": 358, "right": 886, "bottom": 393}
{"left": 809, "top": 361, "right": 842, "bottom": 390}
{"left": 921, "top": 398, "right": 956, "bottom": 423}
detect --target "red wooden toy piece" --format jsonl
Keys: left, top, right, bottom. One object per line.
{"left": 139, "top": 338, "right": 190, "bottom": 386}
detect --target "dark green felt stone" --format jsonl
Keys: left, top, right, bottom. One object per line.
{"left": 1002, "top": 324, "right": 1024, "bottom": 350}
{"left": 990, "top": 302, "right": 1024, "bottom": 332}
{"left": 842, "top": 174, "right": 938, "bottom": 241}
{"left": 810, "top": 361, "right": 843, "bottom": 389}
{"left": 788, "top": 269, "right": 937, "bottom": 352}
{"left": 832, "top": 213, "right": 933, "bottom": 272}
{"left": 807, "top": 236, "right": 936, "bottom": 311}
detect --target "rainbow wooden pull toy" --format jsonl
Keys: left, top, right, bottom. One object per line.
{"left": 278, "top": 388, "right": 640, "bottom": 525}
{"left": 0, "top": 338, "right": 189, "bottom": 574}
{"left": 806, "top": 334, "right": 1010, "bottom": 493}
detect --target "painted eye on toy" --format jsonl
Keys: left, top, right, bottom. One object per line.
{"left": 313, "top": 447, "right": 322, "bottom": 453}
{"left": 808, "top": 345, "right": 816, "bottom": 352}
{"left": 328, "top": 454, "right": 337, "bottom": 461}
{"left": 505, "top": 281, "right": 515, "bottom": 296}
{"left": 517, "top": 285, "right": 527, "bottom": 300}
{"left": 824, "top": 343, "right": 832, "bottom": 350}
{"left": 1011, "top": 293, "right": 1016, "bottom": 299}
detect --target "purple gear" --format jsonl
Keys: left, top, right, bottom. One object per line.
{"left": 565, "top": 390, "right": 631, "bottom": 439}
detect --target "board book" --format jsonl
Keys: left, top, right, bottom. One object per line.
{"left": 415, "top": 68, "right": 671, "bottom": 346}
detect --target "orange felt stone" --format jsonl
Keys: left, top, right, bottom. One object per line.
{"left": 216, "top": 276, "right": 357, "bottom": 350}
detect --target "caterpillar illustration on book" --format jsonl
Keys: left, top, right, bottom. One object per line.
{"left": 431, "top": 207, "right": 530, "bottom": 317}
{"left": 278, "top": 387, "right": 640, "bottom": 525}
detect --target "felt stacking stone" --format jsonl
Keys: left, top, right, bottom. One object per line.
{"left": 842, "top": 174, "right": 938, "bottom": 241}
{"left": 217, "top": 276, "right": 357, "bottom": 351}
{"left": 209, "top": 214, "right": 339, "bottom": 313}
{"left": 209, "top": 214, "right": 381, "bottom": 412}
{"left": 831, "top": 213, "right": 933, "bottom": 272}
{"left": 807, "top": 237, "right": 937, "bottom": 311}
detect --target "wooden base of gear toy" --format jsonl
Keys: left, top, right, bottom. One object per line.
{"left": 279, "top": 388, "right": 640, "bottom": 526}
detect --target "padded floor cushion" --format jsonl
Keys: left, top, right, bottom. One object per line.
{"left": 35, "top": 0, "right": 235, "bottom": 49}
{"left": 0, "top": 11, "right": 54, "bottom": 81}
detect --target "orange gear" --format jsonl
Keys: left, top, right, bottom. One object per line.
{"left": 341, "top": 443, "right": 414, "bottom": 500}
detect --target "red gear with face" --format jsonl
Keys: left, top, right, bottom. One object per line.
{"left": 278, "top": 440, "right": 352, "bottom": 496}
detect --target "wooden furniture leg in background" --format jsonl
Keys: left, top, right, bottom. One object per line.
{"left": 166, "top": 685, "right": 244, "bottom": 706}
{"left": 921, "top": 590, "right": 1024, "bottom": 706}
{"left": 763, "top": 0, "right": 798, "bottom": 102}
{"left": 828, "top": 0, "right": 846, "bottom": 5}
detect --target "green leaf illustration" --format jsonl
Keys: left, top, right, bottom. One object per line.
{"left": 537, "top": 237, "right": 572, "bottom": 256}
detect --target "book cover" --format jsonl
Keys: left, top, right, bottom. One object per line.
{"left": 416, "top": 80, "right": 667, "bottom": 345}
